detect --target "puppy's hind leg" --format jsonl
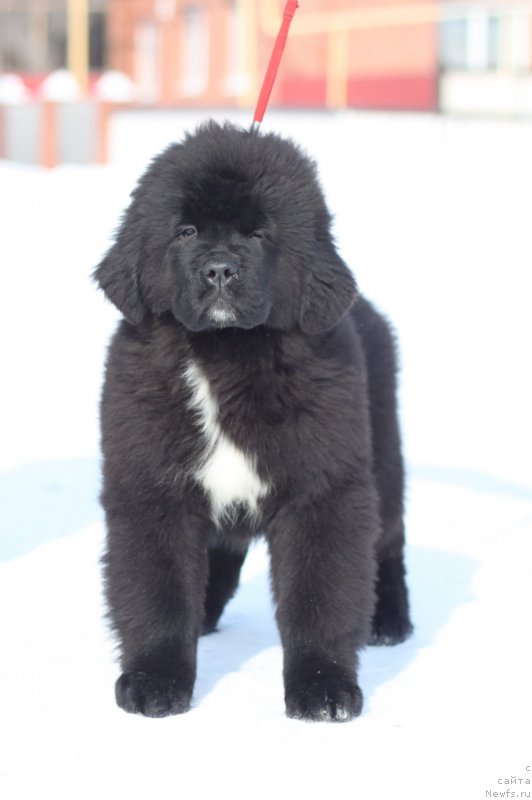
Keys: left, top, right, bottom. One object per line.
{"left": 368, "top": 397, "right": 412, "bottom": 645}
{"left": 202, "top": 545, "right": 248, "bottom": 634}
{"left": 369, "top": 522, "right": 413, "bottom": 646}
{"left": 368, "top": 394, "right": 413, "bottom": 645}
{"left": 355, "top": 300, "right": 413, "bottom": 646}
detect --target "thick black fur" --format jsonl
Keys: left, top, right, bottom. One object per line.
{"left": 94, "top": 122, "right": 412, "bottom": 723}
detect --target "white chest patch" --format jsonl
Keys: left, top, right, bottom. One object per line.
{"left": 183, "top": 360, "right": 269, "bottom": 525}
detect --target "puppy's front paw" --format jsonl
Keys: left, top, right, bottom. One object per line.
{"left": 115, "top": 671, "right": 192, "bottom": 718}
{"left": 285, "top": 676, "right": 363, "bottom": 722}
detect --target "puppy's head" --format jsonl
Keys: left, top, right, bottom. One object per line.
{"left": 94, "top": 122, "right": 356, "bottom": 334}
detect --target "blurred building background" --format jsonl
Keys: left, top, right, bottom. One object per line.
{"left": 1, "top": 0, "right": 532, "bottom": 164}
{"left": 106, "top": 0, "right": 439, "bottom": 110}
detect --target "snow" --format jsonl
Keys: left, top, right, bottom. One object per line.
{"left": 1, "top": 111, "right": 531, "bottom": 799}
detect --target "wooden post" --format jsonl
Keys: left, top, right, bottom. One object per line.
{"left": 326, "top": 29, "right": 350, "bottom": 109}
{"left": 96, "top": 101, "right": 114, "bottom": 165}
{"left": 238, "top": 0, "right": 259, "bottom": 108}
{"left": 41, "top": 102, "right": 58, "bottom": 169}
{"left": 67, "top": 0, "right": 89, "bottom": 95}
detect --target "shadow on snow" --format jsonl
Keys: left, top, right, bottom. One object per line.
{"left": 0, "top": 457, "right": 480, "bottom": 710}
{"left": 194, "top": 543, "right": 477, "bottom": 710}
{"left": 0, "top": 458, "right": 102, "bottom": 561}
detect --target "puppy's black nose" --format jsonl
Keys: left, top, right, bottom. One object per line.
{"left": 201, "top": 255, "right": 239, "bottom": 286}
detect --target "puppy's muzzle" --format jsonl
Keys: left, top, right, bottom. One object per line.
{"left": 200, "top": 252, "right": 240, "bottom": 291}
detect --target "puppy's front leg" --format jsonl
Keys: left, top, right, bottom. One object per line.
{"left": 102, "top": 491, "right": 208, "bottom": 717}
{"left": 268, "top": 482, "right": 379, "bottom": 722}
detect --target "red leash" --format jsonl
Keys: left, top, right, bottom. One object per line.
{"left": 252, "top": 0, "right": 300, "bottom": 128}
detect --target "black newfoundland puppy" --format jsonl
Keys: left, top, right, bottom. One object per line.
{"left": 94, "top": 121, "right": 412, "bottom": 722}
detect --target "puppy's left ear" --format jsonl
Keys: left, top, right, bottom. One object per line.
{"left": 300, "top": 242, "right": 358, "bottom": 334}
{"left": 92, "top": 206, "right": 146, "bottom": 325}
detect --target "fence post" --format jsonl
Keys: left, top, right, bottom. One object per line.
{"left": 41, "top": 102, "right": 59, "bottom": 169}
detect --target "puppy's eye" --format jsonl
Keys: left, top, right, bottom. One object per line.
{"left": 249, "top": 231, "right": 264, "bottom": 239}
{"left": 177, "top": 226, "right": 197, "bottom": 240}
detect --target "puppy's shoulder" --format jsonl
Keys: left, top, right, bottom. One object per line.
{"left": 350, "top": 295, "right": 399, "bottom": 363}
{"left": 303, "top": 310, "right": 363, "bottom": 370}
{"left": 104, "top": 316, "right": 190, "bottom": 390}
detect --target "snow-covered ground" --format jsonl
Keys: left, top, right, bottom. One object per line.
{"left": 1, "top": 111, "right": 531, "bottom": 799}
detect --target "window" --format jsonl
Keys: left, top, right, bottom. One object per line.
{"left": 0, "top": 2, "right": 106, "bottom": 73}
{"left": 48, "top": 11, "right": 67, "bottom": 71}
{"left": 180, "top": 5, "right": 209, "bottom": 96}
{"left": 89, "top": 12, "right": 106, "bottom": 70}
{"left": 0, "top": 11, "right": 29, "bottom": 70}
{"left": 225, "top": 0, "right": 249, "bottom": 95}
{"left": 440, "top": 18, "right": 468, "bottom": 70}
{"left": 440, "top": 4, "right": 532, "bottom": 74}
{"left": 440, "top": 7, "right": 502, "bottom": 72}
{"left": 486, "top": 15, "right": 500, "bottom": 70}
{"left": 135, "top": 21, "right": 161, "bottom": 104}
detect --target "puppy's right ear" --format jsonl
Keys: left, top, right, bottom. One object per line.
{"left": 93, "top": 208, "right": 146, "bottom": 325}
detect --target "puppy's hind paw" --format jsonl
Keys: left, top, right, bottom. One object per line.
{"left": 369, "top": 615, "right": 413, "bottom": 646}
{"left": 115, "top": 671, "right": 192, "bottom": 718}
